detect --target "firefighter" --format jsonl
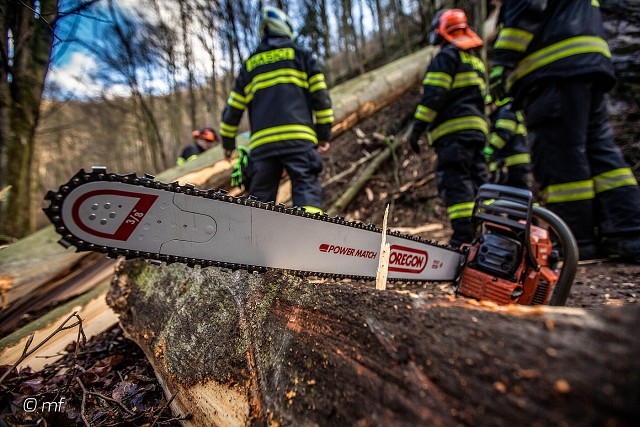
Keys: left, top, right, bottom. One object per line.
{"left": 177, "top": 127, "right": 218, "bottom": 166}
{"left": 409, "top": 9, "right": 488, "bottom": 247}
{"left": 219, "top": 6, "right": 333, "bottom": 213}
{"left": 490, "top": 0, "right": 640, "bottom": 262}
{"left": 485, "top": 96, "right": 531, "bottom": 190}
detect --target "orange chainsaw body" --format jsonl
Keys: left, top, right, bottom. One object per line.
{"left": 458, "top": 223, "right": 559, "bottom": 305}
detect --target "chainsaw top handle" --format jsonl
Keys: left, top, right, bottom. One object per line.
{"left": 471, "top": 184, "right": 538, "bottom": 271}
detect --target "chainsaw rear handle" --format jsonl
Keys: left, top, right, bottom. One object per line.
{"left": 530, "top": 204, "right": 578, "bottom": 305}
{"left": 488, "top": 194, "right": 578, "bottom": 306}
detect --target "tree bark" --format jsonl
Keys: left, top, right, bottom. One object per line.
{"left": 0, "top": 0, "right": 59, "bottom": 238}
{"left": 108, "top": 261, "right": 640, "bottom": 427}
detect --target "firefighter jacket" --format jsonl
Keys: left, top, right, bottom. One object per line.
{"left": 177, "top": 143, "right": 205, "bottom": 166}
{"left": 220, "top": 35, "right": 333, "bottom": 160}
{"left": 493, "top": 0, "right": 616, "bottom": 97}
{"left": 412, "top": 43, "right": 488, "bottom": 146}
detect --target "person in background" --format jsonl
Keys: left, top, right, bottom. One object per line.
{"left": 219, "top": 6, "right": 333, "bottom": 214}
{"left": 489, "top": 0, "right": 640, "bottom": 262}
{"left": 409, "top": 9, "right": 488, "bottom": 247}
{"left": 484, "top": 96, "right": 531, "bottom": 189}
{"left": 177, "top": 127, "right": 218, "bottom": 166}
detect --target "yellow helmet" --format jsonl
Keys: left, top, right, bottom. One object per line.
{"left": 258, "top": 6, "right": 293, "bottom": 39}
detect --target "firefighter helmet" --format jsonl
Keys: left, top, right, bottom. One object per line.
{"left": 258, "top": 6, "right": 294, "bottom": 40}
{"left": 193, "top": 128, "right": 217, "bottom": 142}
{"left": 429, "top": 9, "right": 482, "bottom": 50}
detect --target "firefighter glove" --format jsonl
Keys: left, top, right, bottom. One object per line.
{"left": 483, "top": 145, "right": 495, "bottom": 163}
{"left": 231, "top": 146, "right": 249, "bottom": 187}
{"left": 489, "top": 66, "right": 509, "bottom": 102}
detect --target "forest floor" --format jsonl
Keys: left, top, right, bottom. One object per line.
{"left": 2, "top": 90, "right": 638, "bottom": 426}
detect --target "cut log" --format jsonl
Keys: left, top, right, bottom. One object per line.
{"left": 109, "top": 261, "right": 640, "bottom": 427}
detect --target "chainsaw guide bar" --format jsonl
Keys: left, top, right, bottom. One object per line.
{"left": 44, "top": 167, "right": 466, "bottom": 282}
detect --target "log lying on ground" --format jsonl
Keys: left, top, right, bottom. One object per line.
{"left": 109, "top": 260, "right": 640, "bottom": 427}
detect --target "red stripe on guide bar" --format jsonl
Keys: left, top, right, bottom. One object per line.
{"left": 71, "top": 190, "right": 158, "bottom": 241}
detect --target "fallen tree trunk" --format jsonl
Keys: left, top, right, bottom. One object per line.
{"left": 109, "top": 261, "right": 640, "bottom": 427}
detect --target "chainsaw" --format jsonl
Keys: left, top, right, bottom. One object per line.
{"left": 43, "top": 167, "right": 578, "bottom": 306}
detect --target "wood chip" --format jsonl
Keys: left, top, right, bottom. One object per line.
{"left": 365, "top": 187, "right": 374, "bottom": 202}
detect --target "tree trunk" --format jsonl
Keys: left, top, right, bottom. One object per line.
{"left": 319, "top": 0, "right": 332, "bottom": 67}
{"left": 0, "top": 0, "right": 59, "bottom": 239}
{"left": 179, "top": 1, "right": 197, "bottom": 131}
{"left": 373, "top": 0, "right": 386, "bottom": 52}
{"left": 108, "top": 261, "right": 640, "bottom": 427}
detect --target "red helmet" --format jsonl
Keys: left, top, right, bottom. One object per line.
{"left": 193, "top": 128, "right": 217, "bottom": 142}
{"left": 435, "top": 9, "right": 483, "bottom": 50}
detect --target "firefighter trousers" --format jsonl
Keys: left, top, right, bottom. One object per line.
{"left": 248, "top": 148, "right": 324, "bottom": 210}
{"left": 434, "top": 130, "right": 488, "bottom": 246}
{"left": 521, "top": 77, "right": 640, "bottom": 249}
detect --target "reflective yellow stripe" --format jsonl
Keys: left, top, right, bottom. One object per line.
{"left": 249, "top": 124, "right": 317, "bottom": 149}
{"left": 448, "top": 202, "right": 475, "bottom": 220}
{"left": 246, "top": 48, "right": 295, "bottom": 72}
{"left": 593, "top": 168, "right": 638, "bottom": 193}
{"left": 541, "top": 180, "right": 595, "bottom": 204}
{"left": 495, "top": 119, "right": 516, "bottom": 132}
{"left": 302, "top": 206, "right": 323, "bottom": 214}
{"left": 220, "top": 122, "right": 238, "bottom": 138}
{"left": 414, "top": 105, "right": 437, "bottom": 123}
{"left": 429, "top": 116, "right": 488, "bottom": 143}
{"left": 177, "top": 154, "right": 199, "bottom": 166}
{"left": 310, "top": 81, "right": 328, "bottom": 93}
{"left": 309, "top": 74, "right": 325, "bottom": 85}
{"left": 423, "top": 72, "right": 452, "bottom": 90}
{"left": 227, "top": 91, "right": 247, "bottom": 110}
{"left": 495, "top": 28, "right": 534, "bottom": 52}
{"left": 505, "top": 153, "right": 530, "bottom": 167}
{"left": 315, "top": 108, "right": 334, "bottom": 124}
{"left": 489, "top": 133, "right": 506, "bottom": 149}
{"left": 510, "top": 36, "right": 611, "bottom": 86}
{"left": 516, "top": 124, "right": 527, "bottom": 136}
{"left": 592, "top": 0, "right": 600, "bottom": 7}
{"left": 452, "top": 72, "right": 485, "bottom": 91}
{"left": 230, "top": 91, "right": 247, "bottom": 104}
{"left": 245, "top": 68, "right": 309, "bottom": 100}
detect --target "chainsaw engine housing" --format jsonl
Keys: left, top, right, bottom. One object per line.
{"left": 456, "top": 185, "right": 560, "bottom": 305}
